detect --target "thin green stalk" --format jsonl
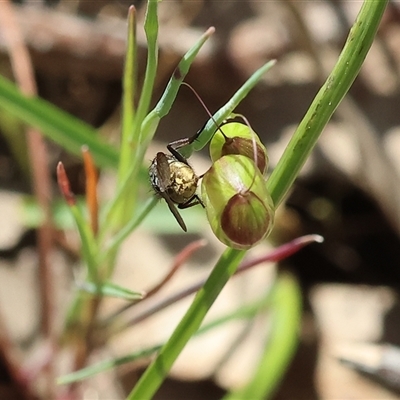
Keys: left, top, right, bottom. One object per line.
{"left": 58, "top": 345, "right": 162, "bottom": 385}
{"left": 127, "top": 1, "right": 387, "bottom": 398}
{"left": 69, "top": 205, "right": 98, "bottom": 282}
{"left": 118, "top": 6, "right": 137, "bottom": 186}
{"left": 133, "top": 0, "right": 159, "bottom": 144}
{"left": 115, "top": 0, "right": 159, "bottom": 224}
{"left": 123, "top": 0, "right": 158, "bottom": 161}
{"left": 178, "top": 60, "right": 276, "bottom": 159}
{"left": 62, "top": 203, "right": 100, "bottom": 334}
{"left": 123, "top": 27, "right": 216, "bottom": 198}
{"left": 141, "top": 27, "right": 216, "bottom": 135}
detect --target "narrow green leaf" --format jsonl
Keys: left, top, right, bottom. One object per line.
{"left": 119, "top": 6, "right": 137, "bottom": 168}
{"left": 130, "top": 0, "right": 159, "bottom": 144}
{"left": 114, "top": 0, "right": 159, "bottom": 225}
{"left": 144, "top": 27, "right": 216, "bottom": 131}
{"left": 0, "top": 109, "right": 29, "bottom": 175}
{"left": 78, "top": 281, "right": 144, "bottom": 301}
{"left": 181, "top": 60, "right": 276, "bottom": 158}
{"left": 57, "top": 345, "right": 161, "bottom": 385}
{"left": 0, "top": 75, "right": 119, "bottom": 168}
{"left": 70, "top": 204, "right": 98, "bottom": 281}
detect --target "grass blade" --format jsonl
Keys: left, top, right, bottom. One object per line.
{"left": 0, "top": 75, "right": 119, "bottom": 167}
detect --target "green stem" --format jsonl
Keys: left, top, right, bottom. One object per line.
{"left": 118, "top": 6, "right": 137, "bottom": 189}
{"left": 115, "top": 0, "right": 159, "bottom": 225}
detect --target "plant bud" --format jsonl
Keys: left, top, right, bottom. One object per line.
{"left": 201, "top": 154, "right": 275, "bottom": 250}
{"left": 209, "top": 122, "right": 268, "bottom": 174}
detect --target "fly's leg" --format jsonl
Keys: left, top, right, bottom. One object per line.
{"left": 167, "top": 138, "right": 191, "bottom": 164}
{"left": 167, "top": 122, "right": 207, "bottom": 164}
{"left": 178, "top": 194, "right": 204, "bottom": 209}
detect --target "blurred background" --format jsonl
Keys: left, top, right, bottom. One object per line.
{"left": 1, "top": 0, "right": 400, "bottom": 399}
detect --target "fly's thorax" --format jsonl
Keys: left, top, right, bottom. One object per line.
{"left": 167, "top": 160, "right": 198, "bottom": 204}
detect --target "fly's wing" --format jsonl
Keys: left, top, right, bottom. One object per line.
{"left": 161, "top": 192, "right": 187, "bottom": 232}
{"left": 155, "top": 152, "right": 172, "bottom": 192}
{"left": 156, "top": 153, "right": 187, "bottom": 232}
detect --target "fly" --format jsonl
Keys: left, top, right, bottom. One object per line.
{"left": 149, "top": 138, "right": 203, "bottom": 232}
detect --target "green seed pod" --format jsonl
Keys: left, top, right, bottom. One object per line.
{"left": 201, "top": 154, "right": 275, "bottom": 250}
{"left": 209, "top": 122, "right": 268, "bottom": 174}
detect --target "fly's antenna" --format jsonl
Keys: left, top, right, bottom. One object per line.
{"left": 181, "top": 82, "right": 230, "bottom": 141}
